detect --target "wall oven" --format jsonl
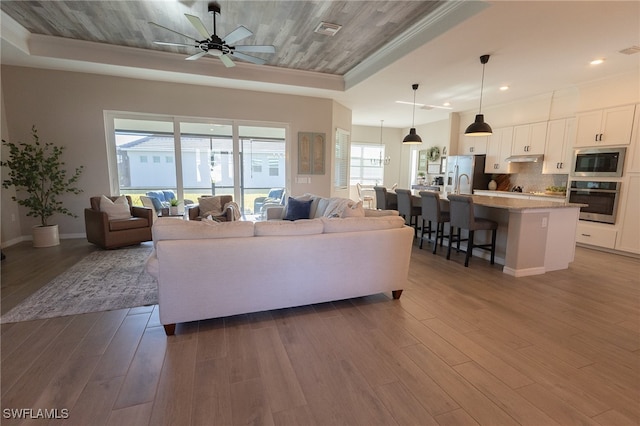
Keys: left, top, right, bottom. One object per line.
{"left": 571, "top": 147, "right": 626, "bottom": 177}
{"left": 568, "top": 180, "right": 621, "bottom": 224}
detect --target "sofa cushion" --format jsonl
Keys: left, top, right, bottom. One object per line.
{"left": 255, "top": 218, "right": 323, "bottom": 236}
{"left": 100, "top": 195, "right": 131, "bottom": 220}
{"left": 364, "top": 209, "right": 400, "bottom": 217}
{"left": 198, "top": 196, "right": 223, "bottom": 217}
{"left": 109, "top": 217, "right": 149, "bottom": 231}
{"left": 152, "top": 217, "right": 254, "bottom": 244}
{"left": 322, "top": 197, "right": 355, "bottom": 218}
{"left": 283, "top": 197, "right": 313, "bottom": 220}
{"left": 321, "top": 215, "right": 406, "bottom": 233}
{"left": 342, "top": 201, "right": 365, "bottom": 218}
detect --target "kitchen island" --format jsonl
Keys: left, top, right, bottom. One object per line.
{"left": 445, "top": 194, "right": 584, "bottom": 277}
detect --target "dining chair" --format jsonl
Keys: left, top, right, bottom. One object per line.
{"left": 356, "top": 183, "right": 374, "bottom": 209}
{"left": 395, "top": 189, "right": 421, "bottom": 237}
{"left": 446, "top": 194, "right": 498, "bottom": 267}
{"left": 419, "top": 191, "right": 449, "bottom": 254}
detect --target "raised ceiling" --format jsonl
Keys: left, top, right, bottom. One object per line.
{"left": 1, "top": 1, "right": 639, "bottom": 128}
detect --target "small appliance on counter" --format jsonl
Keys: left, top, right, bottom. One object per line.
{"left": 512, "top": 186, "right": 523, "bottom": 192}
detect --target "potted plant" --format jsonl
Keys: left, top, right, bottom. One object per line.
{"left": 1, "top": 126, "right": 84, "bottom": 247}
{"left": 417, "top": 171, "right": 426, "bottom": 185}
{"left": 169, "top": 197, "right": 180, "bottom": 215}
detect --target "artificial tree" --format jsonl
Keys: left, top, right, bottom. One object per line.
{"left": 1, "top": 126, "right": 84, "bottom": 246}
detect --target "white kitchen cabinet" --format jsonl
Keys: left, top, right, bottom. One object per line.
{"left": 459, "top": 134, "right": 487, "bottom": 155}
{"left": 512, "top": 122, "right": 547, "bottom": 155}
{"left": 485, "top": 127, "right": 514, "bottom": 174}
{"left": 574, "top": 104, "right": 636, "bottom": 147}
{"left": 625, "top": 104, "right": 640, "bottom": 173}
{"left": 576, "top": 222, "right": 617, "bottom": 249}
{"left": 543, "top": 118, "right": 575, "bottom": 174}
{"left": 615, "top": 174, "right": 640, "bottom": 254}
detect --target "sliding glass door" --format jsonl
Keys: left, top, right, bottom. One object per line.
{"left": 106, "top": 113, "right": 287, "bottom": 217}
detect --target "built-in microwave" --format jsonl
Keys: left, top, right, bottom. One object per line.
{"left": 571, "top": 147, "right": 626, "bottom": 177}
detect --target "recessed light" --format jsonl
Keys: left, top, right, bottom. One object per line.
{"left": 443, "top": 102, "right": 451, "bottom": 107}
{"left": 499, "top": 85, "right": 510, "bottom": 91}
{"left": 590, "top": 58, "right": 605, "bottom": 65}
{"left": 314, "top": 22, "right": 342, "bottom": 36}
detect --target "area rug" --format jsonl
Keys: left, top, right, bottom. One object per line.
{"left": 1, "top": 244, "right": 157, "bottom": 324}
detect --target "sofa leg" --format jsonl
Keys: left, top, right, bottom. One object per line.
{"left": 392, "top": 290, "right": 403, "bottom": 299}
{"left": 163, "top": 324, "right": 176, "bottom": 336}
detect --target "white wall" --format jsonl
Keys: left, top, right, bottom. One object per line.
{"left": 1, "top": 87, "right": 22, "bottom": 245}
{"left": 1, "top": 65, "right": 350, "bottom": 243}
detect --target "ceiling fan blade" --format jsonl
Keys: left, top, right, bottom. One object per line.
{"left": 149, "top": 22, "right": 198, "bottom": 42}
{"left": 232, "top": 51, "right": 267, "bottom": 65}
{"left": 223, "top": 26, "right": 253, "bottom": 45}
{"left": 184, "top": 14, "right": 211, "bottom": 40}
{"left": 220, "top": 54, "right": 236, "bottom": 68}
{"left": 185, "top": 51, "right": 208, "bottom": 61}
{"left": 233, "top": 45, "right": 276, "bottom": 54}
{"left": 153, "top": 41, "right": 196, "bottom": 48}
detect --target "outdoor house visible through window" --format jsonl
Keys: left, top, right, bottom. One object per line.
{"left": 105, "top": 112, "right": 286, "bottom": 217}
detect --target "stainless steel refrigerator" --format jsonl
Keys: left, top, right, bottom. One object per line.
{"left": 444, "top": 155, "right": 490, "bottom": 195}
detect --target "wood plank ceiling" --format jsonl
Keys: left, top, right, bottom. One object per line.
{"left": 0, "top": 0, "right": 443, "bottom": 75}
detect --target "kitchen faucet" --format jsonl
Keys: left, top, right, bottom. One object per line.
{"left": 455, "top": 173, "right": 470, "bottom": 194}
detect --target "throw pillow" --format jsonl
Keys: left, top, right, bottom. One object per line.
{"left": 283, "top": 197, "right": 313, "bottom": 221}
{"left": 342, "top": 201, "right": 365, "bottom": 217}
{"left": 323, "top": 198, "right": 354, "bottom": 218}
{"left": 198, "top": 196, "right": 222, "bottom": 217}
{"left": 100, "top": 195, "right": 131, "bottom": 220}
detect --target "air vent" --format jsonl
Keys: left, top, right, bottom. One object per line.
{"left": 619, "top": 45, "right": 640, "bottom": 55}
{"left": 314, "top": 22, "right": 342, "bottom": 36}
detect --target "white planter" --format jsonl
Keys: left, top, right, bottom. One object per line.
{"left": 32, "top": 224, "right": 60, "bottom": 248}
{"left": 170, "top": 206, "right": 179, "bottom": 216}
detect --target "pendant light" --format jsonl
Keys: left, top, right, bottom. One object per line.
{"left": 403, "top": 84, "right": 422, "bottom": 144}
{"left": 372, "top": 120, "right": 391, "bottom": 165}
{"left": 465, "top": 54, "right": 493, "bottom": 136}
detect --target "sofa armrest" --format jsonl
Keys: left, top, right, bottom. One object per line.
{"left": 84, "top": 208, "right": 110, "bottom": 241}
{"left": 265, "top": 205, "right": 285, "bottom": 220}
{"left": 188, "top": 205, "right": 201, "bottom": 221}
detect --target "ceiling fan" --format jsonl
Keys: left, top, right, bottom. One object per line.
{"left": 149, "top": 2, "right": 276, "bottom": 68}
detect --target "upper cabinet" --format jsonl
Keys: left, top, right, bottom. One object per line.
{"left": 574, "top": 104, "right": 636, "bottom": 147}
{"left": 543, "top": 118, "right": 575, "bottom": 174}
{"left": 458, "top": 134, "right": 487, "bottom": 155}
{"left": 485, "top": 127, "right": 514, "bottom": 174}
{"left": 625, "top": 103, "right": 640, "bottom": 174}
{"left": 512, "top": 122, "right": 547, "bottom": 155}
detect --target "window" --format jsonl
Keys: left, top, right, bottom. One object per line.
{"left": 153, "top": 156, "right": 161, "bottom": 163}
{"left": 166, "top": 156, "right": 173, "bottom": 163}
{"left": 335, "top": 128, "right": 350, "bottom": 189}
{"left": 140, "top": 156, "right": 148, "bottom": 163}
{"left": 350, "top": 143, "right": 384, "bottom": 186}
{"left": 269, "top": 158, "right": 279, "bottom": 176}
{"left": 252, "top": 159, "right": 263, "bottom": 173}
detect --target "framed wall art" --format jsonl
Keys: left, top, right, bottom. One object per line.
{"left": 298, "top": 132, "right": 325, "bottom": 174}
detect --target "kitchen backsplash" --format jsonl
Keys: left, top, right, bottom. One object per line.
{"left": 507, "top": 162, "right": 568, "bottom": 192}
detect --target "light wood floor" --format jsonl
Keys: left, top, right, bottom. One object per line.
{"left": 1, "top": 238, "right": 639, "bottom": 426}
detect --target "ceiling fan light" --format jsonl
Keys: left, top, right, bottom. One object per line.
{"left": 403, "top": 128, "right": 422, "bottom": 144}
{"left": 465, "top": 114, "right": 493, "bottom": 136}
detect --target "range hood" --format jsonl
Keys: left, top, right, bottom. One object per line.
{"left": 506, "top": 154, "right": 544, "bottom": 163}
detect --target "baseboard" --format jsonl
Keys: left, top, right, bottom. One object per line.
{"left": 502, "top": 266, "right": 547, "bottom": 277}
{"left": 1, "top": 233, "right": 86, "bottom": 248}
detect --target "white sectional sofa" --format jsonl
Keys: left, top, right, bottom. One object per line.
{"left": 146, "top": 205, "right": 414, "bottom": 335}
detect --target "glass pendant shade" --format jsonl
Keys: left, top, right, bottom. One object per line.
{"left": 464, "top": 114, "right": 493, "bottom": 136}
{"left": 403, "top": 128, "right": 422, "bottom": 144}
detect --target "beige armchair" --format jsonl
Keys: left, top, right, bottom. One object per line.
{"left": 85, "top": 195, "right": 153, "bottom": 249}
{"left": 187, "top": 195, "right": 235, "bottom": 221}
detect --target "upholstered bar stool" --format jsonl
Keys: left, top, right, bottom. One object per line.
{"left": 446, "top": 194, "right": 497, "bottom": 267}
{"left": 395, "top": 189, "right": 421, "bottom": 237}
{"left": 373, "top": 186, "right": 397, "bottom": 210}
{"left": 419, "top": 191, "right": 450, "bottom": 254}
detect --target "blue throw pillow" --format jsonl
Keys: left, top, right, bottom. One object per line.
{"left": 162, "top": 190, "right": 176, "bottom": 201}
{"left": 149, "top": 197, "right": 164, "bottom": 211}
{"left": 283, "top": 198, "right": 313, "bottom": 221}
{"left": 146, "top": 191, "right": 165, "bottom": 202}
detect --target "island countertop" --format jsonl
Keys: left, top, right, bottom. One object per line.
{"left": 466, "top": 194, "right": 586, "bottom": 211}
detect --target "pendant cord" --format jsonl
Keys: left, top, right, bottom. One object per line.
{"left": 478, "top": 63, "right": 486, "bottom": 114}
{"left": 412, "top": 90, "right": 416, "bottom": 126}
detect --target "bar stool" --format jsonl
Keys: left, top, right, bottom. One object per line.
{"left": 373, "top": 186, "right": 397, "bottom": 210}
{"left": 446, "top": 194, "right": 497, "bottom": 267}
{"left": 395, "top": 189, "right": 421, "bottom": 237}
{"left": 419, "top": 191, "right": 450, "bottom": 254}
